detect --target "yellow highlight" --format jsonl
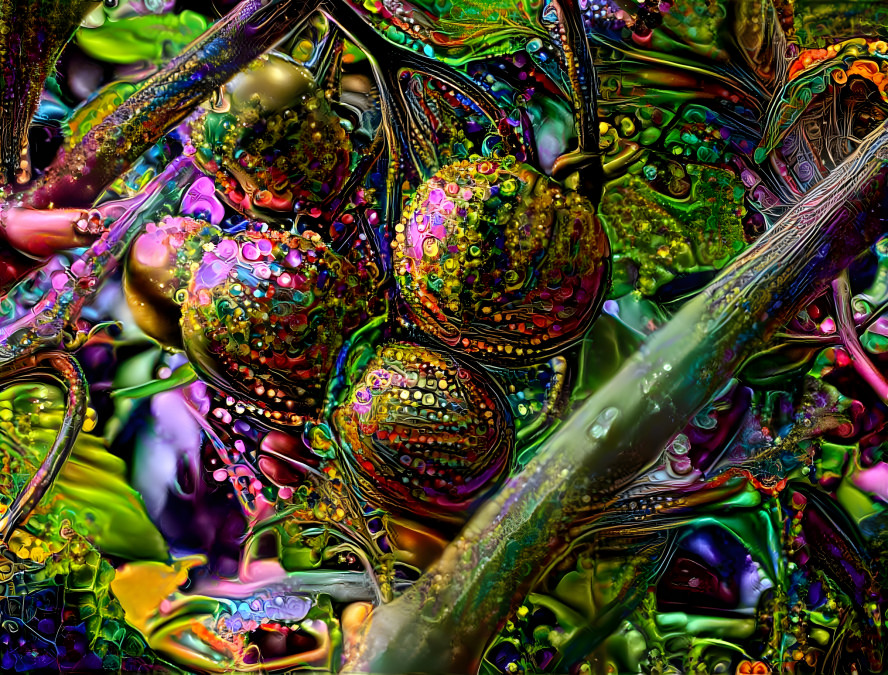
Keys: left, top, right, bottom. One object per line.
{"left": 111, "top": 556, "right": 205, "bottom": 636}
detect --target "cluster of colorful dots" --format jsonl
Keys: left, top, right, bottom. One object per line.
{"left": 661, "top": 107, "right": 736, "bottom": 164}
{"left": 579, "top": 0, "right": 634, "bottom": 30}
{"left": 392, "top": 155, "right": 609, "bottom": 362}
{"left": 268, "top": 460, "right": 356, "bottom": 528}
{"left": 190, "top": 82, "right": 354, "bottom": 215}
{"left": 659, "top": 0, "right": 722, "bottom": 54}
{"left": 599, "top": 165, "right": 745, "bottom": 295}
{"left": 380, "top": 21, "right": 437, "bottom": 58}
{"left": 216, "top": 594, "right": 312, "bottom": 635}
{"left": 333, "top": 342, "right": 513, "bottom": 520}
{"left": 179, "top": 228, "right": 380, "bottom": 425}
{"left": 788, "top": 38, "right": 888, "bottom": 80}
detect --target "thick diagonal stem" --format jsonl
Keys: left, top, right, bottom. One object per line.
{"left": 344, "top": 123, "right": 888, "bottom": 673}
{"left": 0, "top": 157, "right": 197, "bottom": 361}
{"left": 20, "top": 0, "right": 319, "bottom": 210}
{"left": 0, "top": 0, "right": 97, "bottom": 185}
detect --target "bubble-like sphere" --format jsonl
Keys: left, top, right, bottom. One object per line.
{"left": 392, "top": 156, "right": 610, "bottom": 363}
{"left": 179, "top": 228, "right": 379, "bottom": 425}
{"left": 190, "top": 52, "right": 354, "bottom": 216}
{"left": 333, "top": 342, "right": 513, "bottom": 520}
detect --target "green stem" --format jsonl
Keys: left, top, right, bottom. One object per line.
{"left": 343, "top": 121, "right": 888, "bottom": 674}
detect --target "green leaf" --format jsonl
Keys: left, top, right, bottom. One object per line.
{"left": 0, "top": 382, "right": 168, "bottom": 562}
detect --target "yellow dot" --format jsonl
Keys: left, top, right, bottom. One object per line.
{"left": 83, "top": 407, "right": 98, "bottom": 432}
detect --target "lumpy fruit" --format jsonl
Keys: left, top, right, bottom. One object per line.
{"left": 190, "top": 52, "right": 355, "bottom": 216}
{"left": 180, "top": 228, "right": 380, "bottom": 424}
{"left": 333, "top": 341, "right": 513, "bottom": 521}
{"left": 392, "top": 156, "right": 609, "bottom": 363}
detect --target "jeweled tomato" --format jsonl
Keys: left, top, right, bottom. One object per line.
{"left": 392, "top": 156, "right": 609, "bottom": 363}
{"left": 332, "top": 341, "right": 513, "bottom": 521}
{"left": 180, "top": 228, "right": 380, "bottom": 424}
{"left": 125, "top": 216, "right": 381, "bottom": 424}
{"left": 190, "top": 52, "right": 355, "bottom": 216}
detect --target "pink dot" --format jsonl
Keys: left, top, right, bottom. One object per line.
{"left": 216, "top": 240, "right": 237, "bottom": 259}
{"left": 242, "top": 242, "right": 260, "bottom": 261}
{"left": 51, "top": 271, "right": 69, "bottom": 290}
{"left": 286, "top": 249, "right": 303, "bottom": 267}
